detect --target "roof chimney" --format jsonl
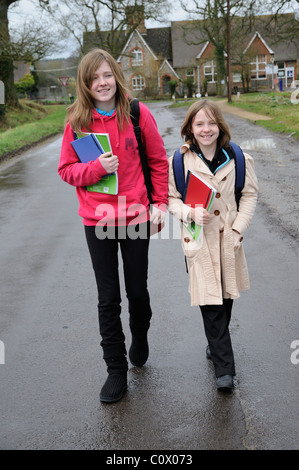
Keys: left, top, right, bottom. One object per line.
{"left": 125, "top": 5, "right": 146, "bottom": 35}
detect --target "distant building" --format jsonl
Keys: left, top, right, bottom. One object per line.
{"left": 84, "top": 9, "right": 299, "bottom": 98}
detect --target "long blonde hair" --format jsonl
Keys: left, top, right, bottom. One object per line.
{"left": 181, "top": 99, "right": 231, "bottom": 148}
{"left": 66, "top": 48, "right": 132, "bottom": 134}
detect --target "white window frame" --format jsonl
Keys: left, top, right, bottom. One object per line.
{"left": 186, "top": 68, "right": 195, "bottom": 78}
{"left": 131, "top": 48, "right": 143, "bottom": 66}
{"left": 277, "top": 62, "right": 286, "bottom": 78}
{"left": 250, "top": 54, "right": 267, "bottom": 80}
{"left": 204, "top": 60, "right": 217, "bottom": 82}
{"left": 132, "top": 75, "right": 145, "bottom": 91}
{"left": 233, "top": 72, "right": 242, "bottom": 83}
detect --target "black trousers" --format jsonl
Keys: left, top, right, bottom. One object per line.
{"left": 200, "top": 299, "right": 235, "bottom": 378}
{"left": 84, "top": 223, "right": 152, "bottom": 359}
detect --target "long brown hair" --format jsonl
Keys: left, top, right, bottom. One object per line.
{"left": 181, "top": 99, "right": 231, "bottom": 148}
{"left": 66, "top": 48, "right": 132, "bottom": 134}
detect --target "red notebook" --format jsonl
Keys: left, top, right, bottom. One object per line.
{"left": 183, "top": 170, "right": 216, "bottom": 211}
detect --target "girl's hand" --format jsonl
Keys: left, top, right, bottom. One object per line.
{"left": 150, "top": 206, "right": 166, "bottom": 225}
{"left": 232, "top": 229, "right": 243, "bottom": 250}
{"left": 190, "top": 206, "right": 210, "bottom": 225}
{"left": 99, "top": 152, "right": 119, "bottom": 173}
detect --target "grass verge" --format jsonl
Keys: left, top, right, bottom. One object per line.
{"left": 228, "top": 91, "right": 299, "bottom": 139}
{"left": 0, "top": 100, "right": 66, "bottom": 159}
{"left": 170, "top": 91, "right": 299, "bottom": 140}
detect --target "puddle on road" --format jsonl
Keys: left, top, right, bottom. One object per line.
{"left": 240, "top": 137, "right": 276, "bottom": 150}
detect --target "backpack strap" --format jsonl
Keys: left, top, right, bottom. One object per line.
{"left": 172, "top": 142, "right": 246, "bottom": 209}
{"left": 229, "top": 141, "right": 246, "bottom": 209}
{"left": 172, "top": 148, "right": 185, "bottom": 198}
{"left": 130, "top": 98, "right": 153, "bottom": 204}
{"left": 130, "top": 98, "right": 140, "bottom": 130}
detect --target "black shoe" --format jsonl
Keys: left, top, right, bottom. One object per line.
{"left": 216, "top": 374, "right": 234, "bottom": 391}
{"left": 206, "top": 345, "right": 212, "bottom": 359}
{"left": 100, "top": 374, "right": 127, "bottom": 403}
{"left": 129, "top": 335, "right": 149, "bottom": 367}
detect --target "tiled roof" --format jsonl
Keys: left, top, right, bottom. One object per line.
{"left": 143, "top": 27, "right": 172, "bottom": 61}
{"left": 171, "top": 20, "right": 211, "bottom": 68}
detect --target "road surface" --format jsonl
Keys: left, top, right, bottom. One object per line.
{"left": 0, "top": 101, "right": 298, "bottom": 451}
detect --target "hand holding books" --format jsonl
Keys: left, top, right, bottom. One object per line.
{"left": 71, "top": 132, "right": 118, "bottom": 195}
{"left": 183, "top": 169, "right": 217, "bottom": 241}
{"left": 190, "top": 206, "right": 210, "bottom": 226}
{"left": 99, "top": 151, "right": 119, "bottom": 174}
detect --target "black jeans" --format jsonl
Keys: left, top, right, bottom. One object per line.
{"left": 84, "top": 223, "right": 152, "bottom": 359}
{"left": 200, "top": 299, "right": 235, "bottom": 378}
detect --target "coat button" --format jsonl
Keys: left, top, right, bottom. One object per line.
{"left": 215, "top": 192, "right": 221, "bottom": 198}
{"left": 184, "top": 237, "right": 190, "bottom": 243}
{"left": 222, "top": 176, "right": 227, "bottom": 181}
{"left": 214, "top": 210, "right": 220, "bottom": 216}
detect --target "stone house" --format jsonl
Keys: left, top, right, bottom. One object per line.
{"left": 87, "top": 12, "right": 299, "bottom": 97}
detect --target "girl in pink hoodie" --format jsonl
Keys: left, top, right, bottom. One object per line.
{"left": 58, "top": 49, "right": 168, "bottom": 403}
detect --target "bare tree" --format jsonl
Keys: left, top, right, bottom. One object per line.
{"left": 0, "top": 0, "right": 62, "bottom": 109}
{"left": 179, "top": 0, "right": 259, "bottom": 96}
{"left": 179, "top": 0, "right": 299, "bottom": 96}
{"left": 38, "top": 0, "right": 170, "bottom": 58}
{"left": 252, "top": 0, "right": 299, "bottom": 42}
{"left": 0, "top": 0, "right": 20, "bottom": 106}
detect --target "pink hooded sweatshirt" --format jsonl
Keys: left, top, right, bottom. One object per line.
{"left": 58, "top": 102, "right": 169, "bottom": 226}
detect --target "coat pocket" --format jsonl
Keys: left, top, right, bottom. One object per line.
{"left": 181, "top": 228, "right": 202, "bottom": 260}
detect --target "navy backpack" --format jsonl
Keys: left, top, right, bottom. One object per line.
{"left": 172, "top": 141, "right": 245, "bottom": 209}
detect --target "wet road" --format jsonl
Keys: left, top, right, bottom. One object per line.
{"left": 0, "top": 102, "right": 298, "bottom": 451}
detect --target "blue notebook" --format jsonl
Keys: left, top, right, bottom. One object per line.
{"left": 71, "top": 133, "right": 104, "bottom": 163}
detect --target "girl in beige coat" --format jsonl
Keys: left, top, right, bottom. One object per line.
{"left": 168, "top": 100, "right": 258, "bottom": 391}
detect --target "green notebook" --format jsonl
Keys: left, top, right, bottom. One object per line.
{"left": 79, "top": 132, "right": 118, "bottom": 195}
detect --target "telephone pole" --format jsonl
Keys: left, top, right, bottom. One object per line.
{"left": 227, "top": 0, "right": 232, "bottom": 102}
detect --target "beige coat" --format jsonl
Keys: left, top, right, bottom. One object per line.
{"left": 168, "top": 144, "right": 258, "bottom": 306}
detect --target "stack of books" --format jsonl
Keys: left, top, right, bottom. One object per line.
{"left": 183, "top": 170, "right": 217, "bottom": 241}
{"left": 71, "top": 133, "right": 118, "bottom": 195}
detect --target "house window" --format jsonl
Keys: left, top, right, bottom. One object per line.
{"left": 250, "top": 55, "right": 266, "bottom": 80}
{"left": 277, "top": 62, "right": 285, "bottom": 78}
{"left": 131, "top": 49, "right": 143, "bottom": 66}
{"left": 132, "top": 75, "right": 145, "bottom": 91}
{"left": 186, "top": 68, "right": 195, "bottom": 78}
{"left": 204, "top": 60, "right": 217, "bottom": 82}
{"left": 233, "top": 72, "right": 242, "bottom": 83}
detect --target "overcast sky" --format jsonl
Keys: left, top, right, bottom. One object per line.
{"left": 8, "top": 0, "right": 298, "bottom": 59}
{"left": 8, "top": 0, "right": 190, "bottom": 22}
{"left": 8, "top": 0, "right": 192, "bottom": 58}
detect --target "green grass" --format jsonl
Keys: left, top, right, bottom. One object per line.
{"left": 220, "top": 91, "right": 299, "bottom": 139}
{"left": 170, "top": 91, "right": 299, "bottom": 139}
{"left": 0, "top": 100, "right": 66, "bottom": 157}
{"left": 228, "top": 91, "right": 299, "bottom": 139}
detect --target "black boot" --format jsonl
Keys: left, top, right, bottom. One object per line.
{"left": 100, "top": 372, "right": 127, "bottom": 403}
{"left": 100, "top": 349, "right": 128, "bottom": 403}
{"left": 129, "top": 332, "right": 149, "bottom": 367}
{"left": 128, "top": 298, "right": 151, "bottom": 367}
